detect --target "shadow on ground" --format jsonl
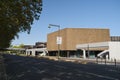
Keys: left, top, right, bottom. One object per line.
{"left": 3, "top": 54, "right": 120, "bottom": 80}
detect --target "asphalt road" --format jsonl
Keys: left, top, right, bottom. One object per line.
{"left": 3, "top": 54, "right": 120, "bottom": 80}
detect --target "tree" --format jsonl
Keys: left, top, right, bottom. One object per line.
{"left": 0, "top": 0, "right": 42, "bottom": 48}
{"left": 12, "top": 44, "right": 24, "bottom": 48}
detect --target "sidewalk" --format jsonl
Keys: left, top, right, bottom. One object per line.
{"left": 40, "top": 56, "right": 97, "bottom": 64}
{"left": 40, "top": 56, "right": 120, "bottom": 66}
{"left": 18, "top": 54, "right": 120, "bottom": 67}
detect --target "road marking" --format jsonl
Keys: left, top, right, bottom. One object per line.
{"left": 54, "top": 65, "right": 67, "bottom": 69}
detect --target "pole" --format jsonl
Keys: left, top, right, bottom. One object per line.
{"left": 57, "top": 26, "right": 60, "bottom": 60}
{"left": 48, "top": 24, "right": 61, "bottom": 60}
{"left": 87, "top": 44, "right": 89, "bottom": 58}
{"left": 114, "top": 59, "right": 116, "bottom": 67}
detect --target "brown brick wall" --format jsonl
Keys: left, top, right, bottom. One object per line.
{"left": 47, "top": 28, "right": 110, "bottom": 51}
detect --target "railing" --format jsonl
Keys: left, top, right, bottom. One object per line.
{"left": 96, "top": 58, "right": 120, "bottom": 67}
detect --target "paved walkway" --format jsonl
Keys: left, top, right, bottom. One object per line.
{"left": 42, "top": 56, "right": 120, "bottom": 66}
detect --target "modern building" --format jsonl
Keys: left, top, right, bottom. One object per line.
{"left": 24, "top": 42, "right": 47, "bottom": 56}
{"left": 47, "top": 28, "right": 110, "bottom": 57}
{"left": 35, "top": 42, "right": 47, "bottom": 48}
{"left": 23, "top": 42, "right": 47, "bottom": 49}
{"left": 26, "top": 48, "right": 48, "bottom": 56}
{"left": 111, "top": 36, "right": 120, "bottom": 42}
{"left": 76, "top": 41, "right": 120, "bottom": 60}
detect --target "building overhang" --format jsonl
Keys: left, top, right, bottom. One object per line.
{"left": 76, "top": 42, "right": 109, "bottom": 50}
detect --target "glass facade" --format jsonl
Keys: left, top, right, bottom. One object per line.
{"left": 111, "top": 36, "right": 120, "bottom": 41}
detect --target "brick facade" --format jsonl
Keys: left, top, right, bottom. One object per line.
{"left": 47, "top": 28, "right": 110, "bottom": 51}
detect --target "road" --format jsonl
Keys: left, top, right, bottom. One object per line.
{"left": 3, "top": 54, "right": 120, "bottom": 80}
{"left": 0, "top": 54, "right": 7, "bottom": 80}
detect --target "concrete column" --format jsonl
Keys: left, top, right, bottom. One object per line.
{"left": 82, "top": 49, "right": 86, "bottom": 59}
{"left": 56, "top": 52, "right": 58, "bottom": 57}
{"left": 67, "top": 51, "right": 70, "bottom": 58}
{"left": 26, "top": 51, "right": 27, "bottom": 56}
{"left": 32, "top": 50, "right": 35, "bottom": 56}
{"left": 48, "top": 52, "right": 49, "bottom": 56}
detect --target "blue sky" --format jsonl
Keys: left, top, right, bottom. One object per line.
{"left": 12, "top": 0, "right": 120, "bottom": 45}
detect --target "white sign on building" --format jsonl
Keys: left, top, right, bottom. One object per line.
{"left": 56, "top": 36, "right": 62, "bottom": 44}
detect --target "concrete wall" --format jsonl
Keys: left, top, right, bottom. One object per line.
{"left": 47, "top": 28, "right": 110, "bottom": 51}
{"left": 109, "top": 42, "right": 120, "bottom": 60}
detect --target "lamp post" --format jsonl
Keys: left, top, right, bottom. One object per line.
{"left": 48, "top": 24, "right": 61, "bottom": 60}
{"left": 87, "top": 44, "right": 90, "bottom": 58}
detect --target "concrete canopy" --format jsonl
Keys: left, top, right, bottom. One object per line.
{"left": 76, "top": 42, "right": 109, "bottom": 50}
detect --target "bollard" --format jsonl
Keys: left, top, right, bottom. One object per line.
{"left": 101, "top": 58, "right": 103, "bottom": 64}
{"left": 114, "top": 59, "right": 116, "bottom": 67}
{"left": 96, "top": 57, "right": 98, "bottom": 64}
{"left": 105, "top": 58, "right": 106, "bottom": 65}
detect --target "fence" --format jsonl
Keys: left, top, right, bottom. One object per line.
{"left": 96, "top": 58, "right": 120, "bottom": 67}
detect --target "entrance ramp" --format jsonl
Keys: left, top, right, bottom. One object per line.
{"left": 97, "top": 50, "right": 109, "bottom": 58}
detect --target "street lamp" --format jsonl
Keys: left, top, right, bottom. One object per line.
{"left": 48, "top": 24, "right": 61, "bottom": 60}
